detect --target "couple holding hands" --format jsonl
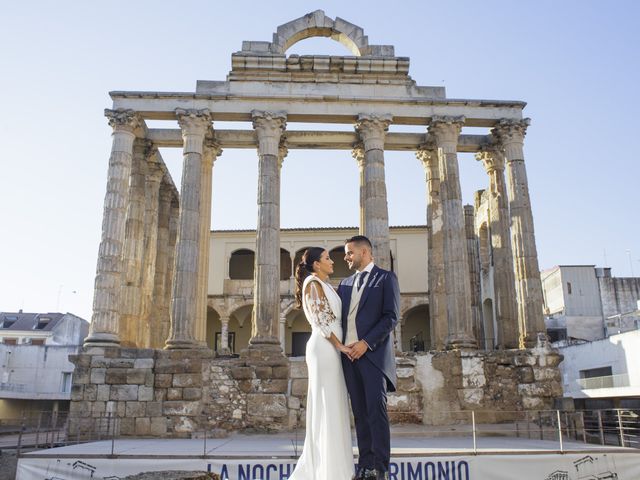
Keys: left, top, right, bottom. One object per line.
{"left": 290, "top": 235, "right": 400, "bottom": 480}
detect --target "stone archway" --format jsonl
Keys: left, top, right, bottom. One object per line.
{"left": 241, "top": 10, "right": 394, "bottom": 57}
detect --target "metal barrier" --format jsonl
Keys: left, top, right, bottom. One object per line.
{"left": 1, "top": 408, "right": 638, "bottom": 454}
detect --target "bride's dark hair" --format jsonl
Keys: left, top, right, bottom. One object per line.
{"left": 294, "top": 247, "right": 325, "bottom": 309}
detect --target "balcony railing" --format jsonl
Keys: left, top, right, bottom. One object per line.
{"left": 576, "top": 373, "right": 630, "bottom": 390}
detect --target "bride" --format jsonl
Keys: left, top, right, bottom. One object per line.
{"left": 289, "top": 247, "right": 355, "bottom": 480}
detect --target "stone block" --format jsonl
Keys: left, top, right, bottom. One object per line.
{"left": 272, "top": 366, "right": 289, "bottom": 379}
{"left": 173, "top": 373, "right": 202, "bottom": 388}
{"left": 237, "top": 380, "right": 255, "bottom": 394}
{"left": 289, "top": 360, "right": 308, "bottom": 379}
{"left": 134, "top": 358, "right": 155, "bottom": 369}
{"left": 247, "top": 393, "right": 288, "bottom": 417}
{"left": 97, "top": 384, "right": 110, "bottom": 401}
{"left": 261, "top": 379, "right": 288, "bottom": 393}
{"left": 135, "top": 417, "right": 151, "bottom": 436}
{"left": 90, "top": 368, "right": 106, "bottom": 384}
{"left": 126, "top": 368, "right": 147, "bottom": 385}
{"left": 254, "top": 366, "right": 273, "bottom": 379}
{"left": 105, "top": 368, "right": 128, "bottom": 385}
{"left": 119, "top": 417, "right": 135, "bottom": 436}
{"left": 396, "top": 367, "right": 414, "bottom": 379}
{"left": 183, "top": 387, "right": 202, "bottom": 401}
{"left": 155, "top": 357, "right": 202, "bottom": 374}
{"left": 513, "top": 353, "right": 537, "bottom": 367}
{"left": 73, "top": 367, "right": 90, "bottom": 385}
{"left": 70, "top": 400, "right": 91, "bottom": 417}
{"left": 125, "top": 401, "right": 146, "bottom": 418}
{"left": 146, "top": 401, "right": 163, "bottom": 417}
{"left": 107, "top": 358, "right": 135, "bottom": 369}
{"left": 150, "top": 417, "right": 168, "bottom": 436}
{"left": 288, "top": 396, "right": 300, "bottom": 410}
{"left": 522, "top": 396, "right": 545, "bottom": 410}
{"left": 291, "top": 379, "right": 308, "bottom": 397}
{"left": 396, "top": 377, "right": 419, "bottom": 392}
{"left": 70, "top": 384, "right": 84, "bottom": 401}
{"left": 534, "top": 368, "right": 560, "bottom": 382}
{"left": 167, "top": 388, "right": 183, "bottom": 400}
{"left": 70, "top": 354, "right": 91, "bottom": 368}
{"left": 110, "top": 385, "right": 139, "bottom": 401}
{"left": 84, "top": 384, "right": 97, "bottom": 401}
{"left": 457, "top": 388, "right": 484, "bottom": 407}
{"left": 163, "top": 401, "right": 201, "bottom": 416}
{"left": 517, "top": 366, "right": 535, "bottom": 384}
{"left": 91, "top": 401, "right": 106, "bottom": 416}
{"left": 90, "top": 356, "right": 108, "bottom": 368}
{"left": 155, "top": 373, "right": 173, "bottom": 388}
{"left": 154, "top": 389, "right": 167, "bottom": 401}
{"left": 138, "top": 385, "right": 154, "bottom": 401}
{"left": 230, "top": 367, "right": 254, "bottom": 380}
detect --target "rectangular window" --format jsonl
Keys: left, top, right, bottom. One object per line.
{"left": 61, "top": 372, "right": 72, "bottom": 393}
{"left": 567, "top": 282, "right": 572, "bottom": 294}
{"left": 34, "top": 317, "right": 50, "bottom": 330}
{"left": 3, "top": 338, "right": 17, "bottom": 345}
{"left": 31, "top": 339, "right": 45, "bottom": 346}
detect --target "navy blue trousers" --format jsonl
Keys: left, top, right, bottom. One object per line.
{"left": 342, "top": 355, "right": 390, "bottom": 472}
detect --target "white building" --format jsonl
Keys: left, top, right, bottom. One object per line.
{"left": 0, "top": 312, "right": 89, "bottom": 417}
{"left": 559, "top": 329, "right": 640, "bottom": 410}
{"left": 541, "top": 265, "right": 640, "bottom": 342}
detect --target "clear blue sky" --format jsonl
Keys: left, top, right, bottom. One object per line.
{"left": 1, "top": 1, "right": 639, "bottom": 321}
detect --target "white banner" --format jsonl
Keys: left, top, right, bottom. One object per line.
{"left": 17, "top": 452, "right": 640, "bottom": 480}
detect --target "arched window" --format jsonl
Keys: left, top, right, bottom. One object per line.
{"left": 229, "top": 249, "right": 255, "bottom": 280}
{"left": 293, "top": 247, "right": 314, "bottom": 270}
{"left": 329, "top": 246, "right": 351, "bottom": 278}
{"left": 281, "top": 248, "right": 292, "bottom": 280}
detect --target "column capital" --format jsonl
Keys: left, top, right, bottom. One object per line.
{"left": 278, "top": 137, "right": 288, "bottom": 168}
{"left": 352, "top": 143, "right": 365, "bottom": 168}
{"left": 475, "top": 145, "right": 506, "bottom": 173}
{"left": 252, "top": 110, "right": 287, "bottom": 157}
{"left": 415, "top": 143, "right": 438, "bottom": 169}
{"left": 203, "top": 136, "right": 222, "bottom": 166}
{"left": 176, "top": 108, "right": 212, "bottom": 134}
{"left": 491, "top": 118, "right": 531, "bottom": 146}
{"left": 105, "top": 109, "right": 141, "bottom": 133}
{"left": 355, "top": 114, "right": 392, "bottom": 151}
{"left": 428, "top": 116, "right": 465, "bottom": 148}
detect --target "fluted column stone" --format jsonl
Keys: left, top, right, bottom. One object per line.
{"left": 149, "top": 184, "right": 173, "bottom": 349}
{"left": 118, "top": 139, "right": 148, "bottom": 347}
{"left": 428, "top": 116, "right": 477, "bottom": 349}
{"left": 85, "top": 109, "right": 140, "bottom": 347}
{"left": 354, "top": 114, "right": 392, "bottom": 270}
{"left": 249, "top": 111, "right": 287, "bottom": 350}
{"left": 165, "top": 108, "right": 211, "bottom": 349}
{"left": 139, "top": 156, "right": 163, "bottom": 348}
{"left": 492, "top": 118, "right": 545, "bottom": 347}
{"left": 416, "top": 146, "right": 447, "bottom": 350}
{"left": 195, "top": 137, "right": 221, "bottom": 348}
{"left": 477, "top": 146, "right": 520, "bottom": 348}
{"left": 162, "top": 199, "right": 179, "bottom": 346}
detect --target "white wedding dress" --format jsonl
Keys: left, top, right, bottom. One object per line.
{"left": 289, "top": 275, "right": 354, "bottom": 480}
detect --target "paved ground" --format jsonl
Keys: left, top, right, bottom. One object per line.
{"left": 0, "top": 449, "right": 19, "bottom": 480}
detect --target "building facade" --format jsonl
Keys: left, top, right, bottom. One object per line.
{"left": 0, "top": 312, "right": 89, "bottom": 417}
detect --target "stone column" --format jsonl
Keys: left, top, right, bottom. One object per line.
{"left": 464, "top": 205, "right": 483, "bottom": 346}
{"left": 218, "top": 315, "right": 231, "bottom": 355}
{"left": 279, "top": 313, "right": 287, "bottom": 353}
{"left": 165, "top": 108, "right": 211, "bottom": 350}
{"left": 149, "top": 183, "right": 173, "bottom": 349}
{"left": 85, "top": 109, "right": 140, "bottom": 347}
{"left": 428, "top": 116, "right": 477, "bottom": 349}
{"left": 416, "top": 146, "right": 447, "bottom": 350}
{"left": 195, "top": 138, "right": 221, "bottom": 347}
{"left": 138, "top": 157, "right": 164, "bottom": 348}
{"left": 248, "top": 111, "right": 287, "bottom": 350}
{"left": 476, "top": 147, "right": 520, "bottom": 348}
{"left": 492, "top": 119, "right": 545, "bottom": 347}
{"left": 162, "top": 199, "right": 179, "bottom": 346}
{"left": 354, "top": 114, "right": 393, "bottom": 270}
{"left": 118, "top": 139, "right": 148, "bottom": 347}
{"left": 352, "top": 144, "right": 366, "bottom": 232}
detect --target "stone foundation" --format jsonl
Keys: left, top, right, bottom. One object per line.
{"left": 69, "top": 342, "right": 562, "bottom": 437}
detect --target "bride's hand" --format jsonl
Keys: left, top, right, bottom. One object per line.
{"left": 338, "top": 344, "right": 353, "bottom": 360}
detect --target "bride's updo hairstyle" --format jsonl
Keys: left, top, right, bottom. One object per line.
{"left": 294, "top": 247, "right": 325, "bottom": 309}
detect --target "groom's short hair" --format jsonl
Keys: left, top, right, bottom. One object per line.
{"left": 345, "top": 235, "right": 372, "bottom": 250}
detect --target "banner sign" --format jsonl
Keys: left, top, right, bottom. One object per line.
{"left": 17, "top": 451, "right": 640, "bottom": 480}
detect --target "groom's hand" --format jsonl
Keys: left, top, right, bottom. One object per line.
{"left": 347, "top": 340, "right": 368, "bottom": 360}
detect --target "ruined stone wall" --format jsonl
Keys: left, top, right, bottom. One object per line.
{"left": 70, "top": 344, "right": 562, "bottom": 437}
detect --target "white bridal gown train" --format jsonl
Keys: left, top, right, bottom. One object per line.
{"left": 289, "top": 275, "right": 354, "bottom": 480}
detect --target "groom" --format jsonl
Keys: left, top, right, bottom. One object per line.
{"left": 338, "top": 235, "right": 400, "bottom": 480}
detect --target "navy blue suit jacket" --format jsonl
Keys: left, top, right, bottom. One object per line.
{"left": 338, "top": 265, "right": 400, "bottom": 391}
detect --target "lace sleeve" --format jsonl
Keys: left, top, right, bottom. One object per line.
{"left": 304, "top": 280, "right": 336, "bottom": 338}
